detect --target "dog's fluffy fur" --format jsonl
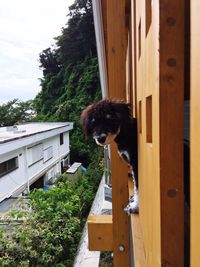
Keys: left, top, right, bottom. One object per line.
{"left": 81, "top": 99, "right": 139, "bottom": 214}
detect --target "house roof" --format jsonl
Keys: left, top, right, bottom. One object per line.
{"left": 0, "top": 122, "right": 73, "bottom": 155}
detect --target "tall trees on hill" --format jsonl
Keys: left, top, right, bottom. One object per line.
{"left": 56, "top": 0, "right": 96, "bottom": 64}
{"left": 34, "top": 0, "right": 101, "bottom": 166}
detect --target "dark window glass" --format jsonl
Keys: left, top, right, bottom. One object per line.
{"left": 7, "top": 157, "right": 18, "bottom": 170}
{"left": 60, "top": 133, "right": 64, "bottom": 145}
{"left": 0, "top": 157, "right": 18, "bottom": 178}
{"left": 0, "top": 162, "right": 7, "bottom": 175}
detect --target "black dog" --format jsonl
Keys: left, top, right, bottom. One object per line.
{"left": 81, "top": 99, "right": 139, "bottom": 214}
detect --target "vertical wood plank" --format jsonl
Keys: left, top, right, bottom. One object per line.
{"left": 131, "top": 0, "right": 138, "bottom": 118}
{"left": 159, "top": 1, "right": 185, "bottom": 266}
{"left": 106, "top": 0, "right": 128, "bottom": 99}
{"left": 134, "top": 0, "right": 161, "bottom": 265}
{"left": 106, "top": 1, "right": 131, "bottom": 266}
{"left": 190, "top": 0, "right": 200, "bottom": 266}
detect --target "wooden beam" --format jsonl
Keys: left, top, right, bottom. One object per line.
{"left": 128, "top": 177, "right": 146, "bottom": 267}
{"left": 130, "top": 215, "right": 146, "bottom": 267}
{"left": 105, "top": 1, "right": 130, "bottom": 266}
{"left": 106, "top": 0, "right": 128, "bottom": 99}
{"left": 190, "top": 0, "right": 200, "bottom": 266}
{"left": 159, "top": 1, "right": 185, "bottom": 266}
{"left": 88, "top": 215, "right": 113, "bottom": 251}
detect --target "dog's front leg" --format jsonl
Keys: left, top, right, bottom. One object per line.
{"left": 124, "top": 173, "right": 139, "bottom": 215}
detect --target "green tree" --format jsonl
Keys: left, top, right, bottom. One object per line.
{"left": 0, "top": 154, "right": 103, "bottom": 266}
{"left": 0, "top": 99, "right": 35, "bottom": 127}
{"left": 0, "top": 183, "right": 81, "bottom": 267}
{"left": 56, "top": 0, "right": 96, "bottom": 65}
{"left": 39, "top": 48, "right": 61, "bottom": 76}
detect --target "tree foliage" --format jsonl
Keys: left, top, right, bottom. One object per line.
{"left": 0, "top": 155, "right": 102, "bottom": 266}
{"left": 56, "top": 0, "right": 96, "bottom": 65}
{"left": 0, "top": 99, "right": 35, "bottom": 127}
{"left": 39, "top": 48, "right": 61, "bottom": 76}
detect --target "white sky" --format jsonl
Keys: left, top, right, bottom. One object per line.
{"left": 0, "top": 0, "right": 74, "bottom": 104}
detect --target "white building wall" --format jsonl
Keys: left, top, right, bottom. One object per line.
{"left": 0, "top": 131, "right": 70, "bottom": 202}
{"left": 27, "top": 133, "right": 69, "bottom": 183}
{"left": 0, "top": 148, "right": 26, "bottom": 201}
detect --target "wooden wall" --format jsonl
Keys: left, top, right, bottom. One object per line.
{"left": 190, "top": 0, "right": 200, "bottom": 266}
{"left": 90, "top": 0, "right": 191, "bottom": 266}
{"left": 128, "top": 0, "right": 185, "bottom": 266}
{"left": 130, "top": 0, "right": 161, "bottom": 266}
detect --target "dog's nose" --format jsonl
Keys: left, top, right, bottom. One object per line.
{"left": 97, "top": 136, "right": 106, "bottom": 144}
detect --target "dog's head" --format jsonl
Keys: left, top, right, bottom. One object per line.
{"left": 81, "top": 99, "right": 130, "bottom": 146}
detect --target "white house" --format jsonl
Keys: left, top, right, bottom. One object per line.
{"left": 0, "top": 122, "right": 73, "bottom": 203}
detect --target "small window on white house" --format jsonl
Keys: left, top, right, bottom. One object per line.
{"left": 43, "top": 146, "right": 53, "bottom": 163}
{"left": 60, "top": 133, "right": 64, "bottom": 145}
{"left": 27, "top": 143, "right": 43, "bottom": 167}
{"left": 0, "top": 157, "right": 18, "bottom": 177}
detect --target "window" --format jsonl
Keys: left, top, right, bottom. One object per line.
{"left": 27, "top": 143, "right": 43, "bottom": 167}
{"left": 146, "top": 95, "right": 152, "bottom": 143}
{"left": 146, "top": 0, "right": 152, "bottom": 36}
{"left": 60, "top": 133, "right": 64, "bottom": 145}
{"left": 138, "top": 19, "right": 141, "bottom": 59}
{"left": 43, "top": 146, "right": 53, "bottom": 163}
{"left": 139, "top": 100, "right": 142, "bottom": 133}
{"left": 0, "top": 157, "right": 18, "bottom": 177}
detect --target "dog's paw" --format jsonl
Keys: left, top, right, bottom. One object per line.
{"left": 129, "top": 194, "right": 134, "bottom": 202}
{"left": 124, "top": 191, "right": 139, "bottom": 215}
{"left": 124, "top": 201, "right": 139, "bottom": 215}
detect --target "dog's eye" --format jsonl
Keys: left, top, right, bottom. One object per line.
{"left": 106, "top": 114, "right": 111, "bottom": 119}
{"left": 91, "top": 118, "right": 95, "bottom": 124}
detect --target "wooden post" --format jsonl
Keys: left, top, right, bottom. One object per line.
{"left": 159, "top": 1, "right": 185, "bottom": 266}
{"left": 191, "top": 0, "right": 200, "bottom": 266}
{"left": 106, "top": 1, "right": 131, "bottom": 266}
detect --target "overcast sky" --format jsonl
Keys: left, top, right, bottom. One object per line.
{"left": 0, "top": 0, "right": 74, "bottom": 104}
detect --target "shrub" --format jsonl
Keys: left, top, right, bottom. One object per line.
{"left": 0, "top": 150, "right": 103, "bottom": 266}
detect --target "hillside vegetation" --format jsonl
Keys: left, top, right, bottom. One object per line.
{"left": 33, "top": 0, "right": 101, "bottom": 166}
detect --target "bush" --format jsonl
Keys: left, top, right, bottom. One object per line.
{"left": 0, "top": 151, "right": 103, "bottom": 266}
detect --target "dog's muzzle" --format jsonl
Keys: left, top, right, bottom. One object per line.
{"left": 97, "top": 135, "right": 106, "bottom": 144}
{"left": 93, "top": 134, "right": 107, "bottom": 146}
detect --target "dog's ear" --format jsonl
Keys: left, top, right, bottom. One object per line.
{"left": 80, "top": 107, "right": 91, "bottom": 136}
{"left": 80, "top": 103, "right": 96, "bottom": 136}
{"left": 113, "top": 102, "right": 131, "bottom": 122}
